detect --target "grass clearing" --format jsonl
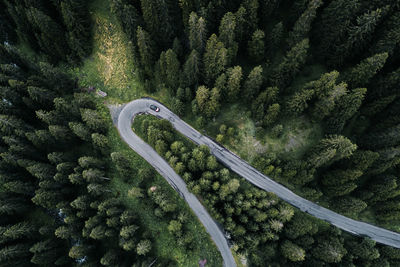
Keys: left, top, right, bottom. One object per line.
{"left": 71, "top": 0, "right": 143, "bottom": 104}
{"left": 261, "top": 116, "right": 323, "bottom": 161}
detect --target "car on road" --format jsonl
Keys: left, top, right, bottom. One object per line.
{"left": 150, "top": 104, "right": 160, "bottom": 112}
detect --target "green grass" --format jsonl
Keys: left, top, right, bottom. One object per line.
{"left": 260, "top": 116, "right": 323, "bottom": 161}
{"left": 70, "top": 0, "right": 143, "bottom": 104}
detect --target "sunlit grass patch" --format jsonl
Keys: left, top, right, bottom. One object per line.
{"left": 71, "top": 0, "right": 142, "bottom": 104}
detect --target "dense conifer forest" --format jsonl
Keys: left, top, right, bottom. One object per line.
{"left": 1, "top": 0, "right": 400, "bottom": 266}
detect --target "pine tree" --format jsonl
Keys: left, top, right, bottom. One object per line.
{"left": 284, "top": 213, "right": 318, "bottom": 239}
{"left": 60, "top": 0, "right": 91, "bottom": 61}
{"left": 82, "top": 169, "right": 110, "bottom": 183}
{"left": 226, "top": 66, "right": 242, "bottom": 102}
{"left": 325, "top": 87, "right": 367, "bottom": 133}
{"left": 188, "top": 12, "right": 207, "bottom": 54}
{"left": 3, "top": 221, "right": 37, "bottom": 240}
{"left": 203, "top": 34, "right": 228, "bottom": 85}
{"left": 68, "top": 244, "right": 89, "bottom": 260}
{"left": 182, "top": 50, "right": 200, "bottom": 88}
{"left": 332, "top": 196, "right": 367, "bottom": 214}
{"left": 267, "top": 22, "right": 283, "bottom": 56}
{"left": 308, "top": 135, "right": 357, "bottom": 168}
{"left": 29, "top": 238, "right": 63, "bottom": 266}
{"left": 287, "top": 0, "right": 323, "bottom": 47}
{"left": 349, "top": 238, "right": 380, "bottom": 260}
{"left": 140, "top": 0, "right": 174, "bottom": 47}
{"left": 243, "top": 66, "right": 263, "bottom": 101}
{"left": 69, "top": 122, "right": 91, "bottom": 141}
{"left": 219, "top": 12, "right": 237, "bottom": 63}
{"left": 0, "top": 243, "right": 31, "bottom": 264}
{"left": 248, "top": 30, "right": 265, "bottom": 62}
{"left": 81, "top": 109, "right": 107, "bottom": 133}
{"left": 136, "top": 239, "right": 151, "bottom": 255}
{"left": 312, "top": 235, "right": 347, "bottom": 263}
{"left": 195, "top": 85, "right": 210, "bottom": 112}
{"left": 324, "top": 182, "right": 358, "bottom": 197}
{"left": 280, "top": 240, "right": 306, "bottom": 262}
{"left": 136, "top": 26, "right": 155, "bottom": 77}
{"left": 242, "top": 0, "right": 259, "bottom": 33}
{"left": 330, "top": 7, "right": 388, "bottom": 66}
{"left": 312, "top": 82, "right": 347, "bottom": 121}
{"left": 342, "top": 53, "right": 388, "bottom": 88}
{"left": 263, "top": 104, "right": 280, "bottom": 126}
{"left": 321, "top": 169, "right": 363, "bottom": 187}
{"left": 317, "top": 0, "right": 361, "bottom": 59}
{"left": 370, "top": 12, "right": 400, "bottom": 55}
{"left": 100, "top": 249, "right": 119, "bottom": 266}
{"left": 91, "top": 133, "right": 109, "bottom": 152}
{"left": 110, "top": 0, "right": 142, "bottom": 46}
{"left": 234, "top": 6, "right": 247, "bottom": 43}
{"left": 286, "top": 89, "right": 314, "bottom": 115}
{"left": 26, "top": 7, "right": 68, "bottom": 63}
{"left": 270, "top": 39, "right": 309, "bottom": 89}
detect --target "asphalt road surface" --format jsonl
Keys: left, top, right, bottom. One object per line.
{"left": 116, "top": 98, "right": 400, "bottom": 265}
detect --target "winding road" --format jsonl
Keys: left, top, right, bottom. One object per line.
{"left": 114, "top": 98, "right": 400, "bottom": 266}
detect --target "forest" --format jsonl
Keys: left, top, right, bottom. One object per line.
{"left": 0, "top": 0, "right": 400, "bottom": 266}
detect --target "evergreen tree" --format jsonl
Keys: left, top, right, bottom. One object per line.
{"left": 248, "top": 30, "right": 265, "bottom": 62}
{"left": 370, "top": 12, "right": 400, "bottom": 55}
{"left": 349, "top": 238, "right": 380, "bottom": 260}
{"left": 136, "top": 239, "right": 151, "bottom": 255}
{"left": 3, "top": 221, "right": 37, "bottom": 240}
{"left": 330, "top": 7, "right": 388, "bottom": 66}
{"left": 280, "top": 240, "right": 306, "bottom": 262}
{"left": 159, "top": 49, "right": 180, "bottom": 90}
{"left": 270, "top": 39, "right": 309, "bottom": 89}
{"left": 287, "top": 0, "right": 323, "bottom": 47}
{"left": 136, "top": 26, "right": 155, "bottom": 78}
{"left": 312, "top": 82, "right": 347, "bottom": 121}
{"left": 308, "top": 135, "right": 357, "bottom": 168}
{"left": 286, "top": 89, "right": 314, "bottom": 115}
{"left": 226, "top": 66, "right": 243, "bottom": 102}
{"left": 312, "top": 235, "right": 347, "bottom": 263}
{"left": 243, "top": 66, "right": 263, "bottom": 102}
{"left": 81, "top": 109, "right": 107, "bottom": 133}
{"left": 26, "top": 7, "right": 68, "bottom": 63}
{"left": 140, "top": 0, "right": 174, "bottom": 47}
{"left": 267, "top": 22, "right": 283, "bottom": 56}
{"left": 242, "top": 0, "right": 259, "bottom": 33}
{"left": 219, "top": 12, "right": 238, "bottom": 63}
{"left": 203, "top": 34, "right": 228, "bottom": 85}
{"left": 332, "top": 196, "right": 367, "bottom": 214}
{"left": 69, "top": 122, "right": 91, "bottom": 141}
{"left": 342, "top": 53, "right": 388, "bottom": 88}
{"left": 325, "top": 87, "right": 367, "bottom": 133}
{"left": 0, "top": 243, "right": 31, "bottom": 264}
{"left": 317, "top": 0, "right": 361, "bottom": 59}
{"left": 188, "top": 12, "right": 207, "bottom": 54}
{"left": 182, "top": 50, "right": 201, "bottom": 88}
{"left": 60, "top": 0, "right": 91, "bottom": 61}
{"left": 263, "top": 104, "right": 280, "bottom": 126}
